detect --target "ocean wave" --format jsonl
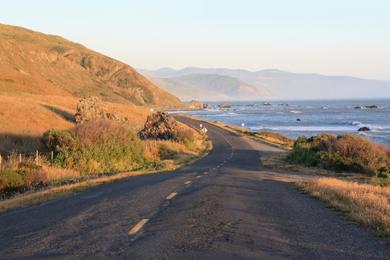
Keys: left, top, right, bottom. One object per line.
{"left": 250, "top": 124, "right": 390, "bottom": 133}
{"left": 351, "top": 121, "right": 363, "bottom": 126}
{"left": 249, "top": 125, "right": 356, "bottom": 132}
{"left": 167, "top": 110, "right": 187, "bottom": 114}
{"left": 350, "top": 121, "right": 390, "bottom": 131}
{"left": 213, "top": 112, "right": 239, "bottom": 117}
{"left": 289, "top": 110, "right": 302, "bottom": 114}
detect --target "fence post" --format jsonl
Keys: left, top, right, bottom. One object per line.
{"left": 51, "top": 151, "right": 54, "bottom": 166}
{"left": 0, "top": 153, "right": 2, "bottom": 170}
{"left": 19, "top": 153, "right": 22, "bottom": 163}
{"left": 35, "top": 150, "right": 39, "bottom": 165}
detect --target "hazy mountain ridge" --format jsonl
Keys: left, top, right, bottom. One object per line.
{"left": 142, "top": 67, "right": 390, "bottom": 100}
{"left": 142, "top": 69, "right": 271, "bottom": 101}
{"left": 0, "top": 23, "right": 181, "bottom": 107}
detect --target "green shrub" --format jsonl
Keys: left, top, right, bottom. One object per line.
{"left": 287, "top": 134, "right": 390, "bottom": 175}
{"left": 0, "top": 154, "right": 49, "bottom": 193}
{"left": 0, "top": 169, "right": 26, "bottom": 191}
{"left": 42, "top": 120, "right": 147, "bottom": 175}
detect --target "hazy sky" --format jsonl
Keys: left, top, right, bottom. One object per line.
{"left": 2, "top": 0, "right": 390, "bottom": 80}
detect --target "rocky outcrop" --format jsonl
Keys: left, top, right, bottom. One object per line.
{"left": 186, "top": 100, "right": 204, "bottom": 110}
{"left": 358, "top": 126, "right": 370, "bottom": 132}
{"left": 354, "top": 105, "right": 378, "bottom": 110}
{"left": 138, "top": 112, "right": 178, "bottom": 140}
{"left": 219, "top": 102, "right": 231, "bottom": 109}
{"left": 75, "top": 96, "right": 128, "bottom": 124}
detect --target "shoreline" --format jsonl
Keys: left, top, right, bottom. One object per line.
{"left": 170, "top": 98, "right": 390, "bottom": 146}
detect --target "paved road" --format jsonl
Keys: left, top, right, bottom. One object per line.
{"left": 0, "top": 117, "right": 389, "bottom": 259}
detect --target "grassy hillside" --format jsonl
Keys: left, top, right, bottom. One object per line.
{"left": 0, "top": 23, "right": 181, "bottom": 107}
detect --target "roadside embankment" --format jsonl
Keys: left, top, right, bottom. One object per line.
{"left": 0, "top": 113, "right": 211, "bottom": 212}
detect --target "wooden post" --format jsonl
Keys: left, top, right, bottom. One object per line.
{"left": 51, "top": 151, "right": 54, "bottom": 166}
{"left": 35, "top": 150, "right": 39, "bottom": 165}
{"left": 19, "top": 153, "right": 22, "bottom": 163}
{"left": 0, "top": 153, "right": 2, "bottom": 170}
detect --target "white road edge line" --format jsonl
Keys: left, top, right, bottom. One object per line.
{"left": 128, "top": 219, "right": 149, "bottom": 236}
{"left": 166, "top": 192, "right": 178, "bottom": 200}
{"left": 185, "top": 181, "right": 192, "bottom": 185}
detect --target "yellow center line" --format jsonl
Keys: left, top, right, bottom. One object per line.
{"left": 128, "top": 219, "right": 149, "bottom": 236}
{"left": 166, "top": 192, "right": 177, "bottom": 200}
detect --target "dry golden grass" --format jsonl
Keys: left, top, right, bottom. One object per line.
{"left": 144, "top": 130, "right": 208, "bottom": 166}
{"left": 299, "top": 178, "right": 390, "bottom": 236}
{"left": 0, "top": 167, "right": 172, "bottom": 213}
{"left": 42, "top": 166, "right": 80, "bottom": 182}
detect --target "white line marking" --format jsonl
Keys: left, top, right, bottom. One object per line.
{"left": 185, "top": 181, "right": 192, "bottom": 185}
{"left": 196, "top": 175, "right": 202, "bottom": 178}
{"left": 166, "top": 192, "right": 177, "bottom": 200}
{"left": 128, "top": 219, "right": 149, "bottom": 235}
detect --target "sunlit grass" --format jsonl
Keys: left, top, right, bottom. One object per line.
{"left": 299, "top": 178, "right": 390, "bottom": 236}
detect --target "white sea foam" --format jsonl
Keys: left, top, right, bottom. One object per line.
{"left": 249, "top": 125, "right": 356, "bottom": 132}
{"left": 289, "top": 110, "right": 302, "bottom": 114}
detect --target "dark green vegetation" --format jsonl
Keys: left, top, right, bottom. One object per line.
{"left": 287, "top": 134, "right": 390, "bottom": 176}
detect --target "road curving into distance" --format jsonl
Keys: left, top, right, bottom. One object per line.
{"left": 0, "top": 116, "right": 389, "bottom": 259}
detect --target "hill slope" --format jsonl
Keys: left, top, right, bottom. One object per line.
{"left": 143, "top": 67, "right": 390, "bottom": 100}
{"left": 0, "top": 24, "right": 181, "bottom": 107}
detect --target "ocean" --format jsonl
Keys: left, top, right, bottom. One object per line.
{"left": 175, "top": 99, "right": 390, "bottom": 145}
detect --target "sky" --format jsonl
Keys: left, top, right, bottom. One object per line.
{"left": 2, "top": 0, "right": 390, "bottom": 80}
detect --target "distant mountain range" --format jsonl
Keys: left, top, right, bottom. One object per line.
{"left": 141, "top": 67, "right": 390, "bottom": 101}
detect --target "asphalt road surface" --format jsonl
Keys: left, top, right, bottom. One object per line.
{"left": 0, "top": 117, "right": 389, "bottom": 259}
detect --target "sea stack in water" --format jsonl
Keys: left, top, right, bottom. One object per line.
{"left": 354, "top": 105, "right": 378, "bottom": 110}
{"left": 219, "top": 102, "right": 231, "bottom": 109}
{"left": 186, "top": 100, "right": 204, "bottom": 110}
{"left": 358, "top": 126, "right": 370, "bottom": 132}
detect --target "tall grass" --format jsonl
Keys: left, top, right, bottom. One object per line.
{"left": 0, "top": 153, "right": 79, "bottom": 196}
{"left": 43, "top": 120, "right": 147, "bottom": 175}
{"left": 299, "top": 178, "right": 390, "bottom": 236}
